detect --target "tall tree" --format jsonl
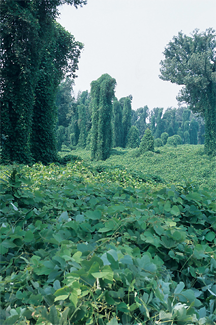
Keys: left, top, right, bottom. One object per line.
{"left": 134, "top": 106, "right": 149, "bottom": 138}
{"left": 56, "top": 78, "right": 74, "bottom": 128}
{"left": 121, "top": 96, "right": 132, "bottom": 147}
{"left": 113, "top": 99, "right": 123, "bottom": 147}
{"left": 160, "top": 29, "right": 216, "bottom": 155}
{"left": 0, "top": 0, "right": 86, "bottom": 164}
{"left": 31, "top": 22, "right": 83, "bottom": 164}
{"left": 91, "top": 74, "right": 116, "bottom": 160}
{"left": 0, "top": 0, "right": 41, "bottom": 163}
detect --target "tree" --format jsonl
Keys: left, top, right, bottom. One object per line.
{"left": 77, "top": 104, "right": 87, "bottom": 148}
{"left": 139, "top": 129, "right": 154, "bottom": 154}
{"left": 90, "top": 74, "right": 116, "bottom": 160}
{"left": 126, "top": 126, "right": 140, "bottom": 148}
{"left": 121, "top": 96, "right": 132, "bottom": 147}
{"left": 134, "top": 106, "right": 149, "bottom": 138}
{"left": 31, "top": 22, "right": 83, "bottom": 164}
{"left": 160, "top": 29, "right": 216, "bottom": 155}
{"left": 56, "top": 78, "right": 74, "bottom": 128}
{"left": 161, "top": 132, "right": 169, "bottom": 145}
{"left": 0, "top": 0, "right": 86, "bottom": 164}
{"left": 189, "top": 118, "right": 199, "bottom": 144}
{"left": 113, "top": 99, "right": 123, "bottom": 147}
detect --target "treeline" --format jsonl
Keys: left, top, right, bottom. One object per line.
{"left": 56, "top": 78, "right": 205, "bottom": 154}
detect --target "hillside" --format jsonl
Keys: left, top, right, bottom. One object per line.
{"left": 71, "top": 144, "right": 216, "bottom": 191}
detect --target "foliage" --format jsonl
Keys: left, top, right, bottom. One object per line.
{"left": 167, "top": 135, "right": 182, "bottom": 147}
{"left": 161, "top": 132, "right": 169, "bottom": 145}
{"left": 56, "top": 78, "right": 75, "bottom": 128}
{"left": 160, "top": 28, "right": 216, "bottom": 155}
{"left": 122, "top": 96, "right": 132, "bottom": 148}
{"left": 0, "top": 162, "right": 216, "bottom": 324}
{"left": 72, "top": 144, "right": 216, "bottom": 191}
{"left": 126, "top": 126, "right": 140, "bottom": 148}
{"left": 139, "top": 128, "right": 154, "bottom": 154}
{"left": 155, "top": 138, "right": 163, "bottom": 147}
{"left": 91, "top": 74, "right": 116, "bottom": 161}
{"left": 0, "top": 0, "right": 84, "bottom": 164}
{"left": 112, "top": 100, "right": 123, "bottom": 148}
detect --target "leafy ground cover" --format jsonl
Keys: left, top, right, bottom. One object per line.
{"left": 0, "top": 160, "right": 216, "bottom": 324}
{"left": 72, "top": 145, "right": 216, "bottom": 191}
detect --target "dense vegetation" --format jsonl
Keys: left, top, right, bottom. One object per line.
{"left": 1, "top": 0, "right": 216, "bottom": 323}
{"left": 0, "top": 0, "right": 86, "bottom": 164}
{"left": 0, "top": 151, "right": 216, "bottom": 324}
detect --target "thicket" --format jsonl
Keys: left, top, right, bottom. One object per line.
{"left": 0, "top": 0, "right": 85, "bottom": 164}
{"left": 0, "top": 162, "right": 216, "bottom": 324}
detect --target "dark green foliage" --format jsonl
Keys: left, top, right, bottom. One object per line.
{"left": 167, "top": 134, "right": 182, "bottom": 147}
{"left": 31, "top": 23, "right": 83, "bottom": 164}
{"left": 155, "top": 138, "right": 163, "bottom": 147}
{"left": 77, "top": 104, "right": 87, "bottom": 148}
{"left": 189, "top": 118, "right": 199, "bottom": 145}
{"left": 1, "top": 163, "right": 216, "bottom": 324}
{"left": 161, "top": 132, "right": 169, "bottom": 145}
{"left": 122, "top": 96, "right": 132, "bottom": 147}
{"left": 0, "top": 0, "right": 41, "bottom": 164}
{"left": 126, "top": 126, "right": 140, "bottom": 148}
{"left": 56, "top": 78, "right": 74, "bottom": 128}
{"left": 133, "top": 106, "right": 149, "bottom": 138}
{"left": 0, "top": 0, "right": 85, "bottom": 164}
{"left": 113, "top": 99, "right": 123, "bottom": 147}
{"left": 184, "top": 131, "right": 190, "bottom": 144}
{"left": 139, "top": 128, "right": 154, "bottom": 154}
{"left": 154, "top": 108, "right": 164, "bottom": 138}
{"left": 90, "top": 74, "right": 116, "bottom": 160}
{"left": 160, "top": 28, "right": 216, "bottom": 155}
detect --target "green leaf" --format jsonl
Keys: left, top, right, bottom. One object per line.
{"left": 206, "top": 231, "right": 215, "bottom": 242}
{"left": 85, "top": 210, "right": 101, "bottom": 220}
{"left": 54, "top": 294, "right": 69, "bottom": 302}
{"left": 24, "top": 230, "right": 34, "bottom": 242}
{"left": 174, "top": 281, "right": 185, "bottom": 294}
{"left": 171, "top": 205, "right": 180, "bottom": 216}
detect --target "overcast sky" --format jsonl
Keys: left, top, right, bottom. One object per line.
{"left": 57, "top": 0, "right": 216, "bottom": 111}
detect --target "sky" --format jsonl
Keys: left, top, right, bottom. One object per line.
{"left": 57, "top": 0, "right": 216, "bottom": 111}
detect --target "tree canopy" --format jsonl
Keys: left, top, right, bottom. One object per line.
{"left": 160, "top": 28, "right": 216, "bottom": 155}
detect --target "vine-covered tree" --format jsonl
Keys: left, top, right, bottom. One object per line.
{"left": 77, "top": 104, "right": 87, "bottom": 148}
{"left": 56, "top": 78, "right": 74, "bottom": 128}
{"left": 113, "top": 99, "right": 123, "bottom": 147}
{"left": 160, "top": 29, "right": 216, "bottom": 155}
{"left": 139, "top": 128, "right": 154, "bottom": 154}
{"left": 31, "top": 22, "right": 83, "bottom": 164}
{"left": 126, "top": 126, "right": 140, "bottom": 148}
{"left": 134, "top": 106, "right": 149, "bottom": 138}
{"left": 0, "top": 0, "right": 86, "bottom": 164}
{"left": 91, "top": 74, "right": 116, "bottom": 160}
{"left": 121, "top": 96, "right": 132, "bottom": 147}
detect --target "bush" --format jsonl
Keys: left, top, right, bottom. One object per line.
{"left": 154, "top": 138, "right": 163, "bottom": 147}
{"left": 167, "top": 135, "right": 182, "bottom": 147}
{"left": 139, "top": 128, "right": 154, "bottom": 154}
{"left": 161, "top": 132, "right": 169, "bottom": 145}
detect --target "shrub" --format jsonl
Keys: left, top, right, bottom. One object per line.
{"left": 139, "top": 128, "right": 154, "bottom": 154}
{"left": 167, "top": 134, "right": 182, "bottom": 147}
{"left": 154, "top": 138, "right": 163, "bottom": 147}
{"left": 161, "top": 132, "right": 169, "bottom": 145}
